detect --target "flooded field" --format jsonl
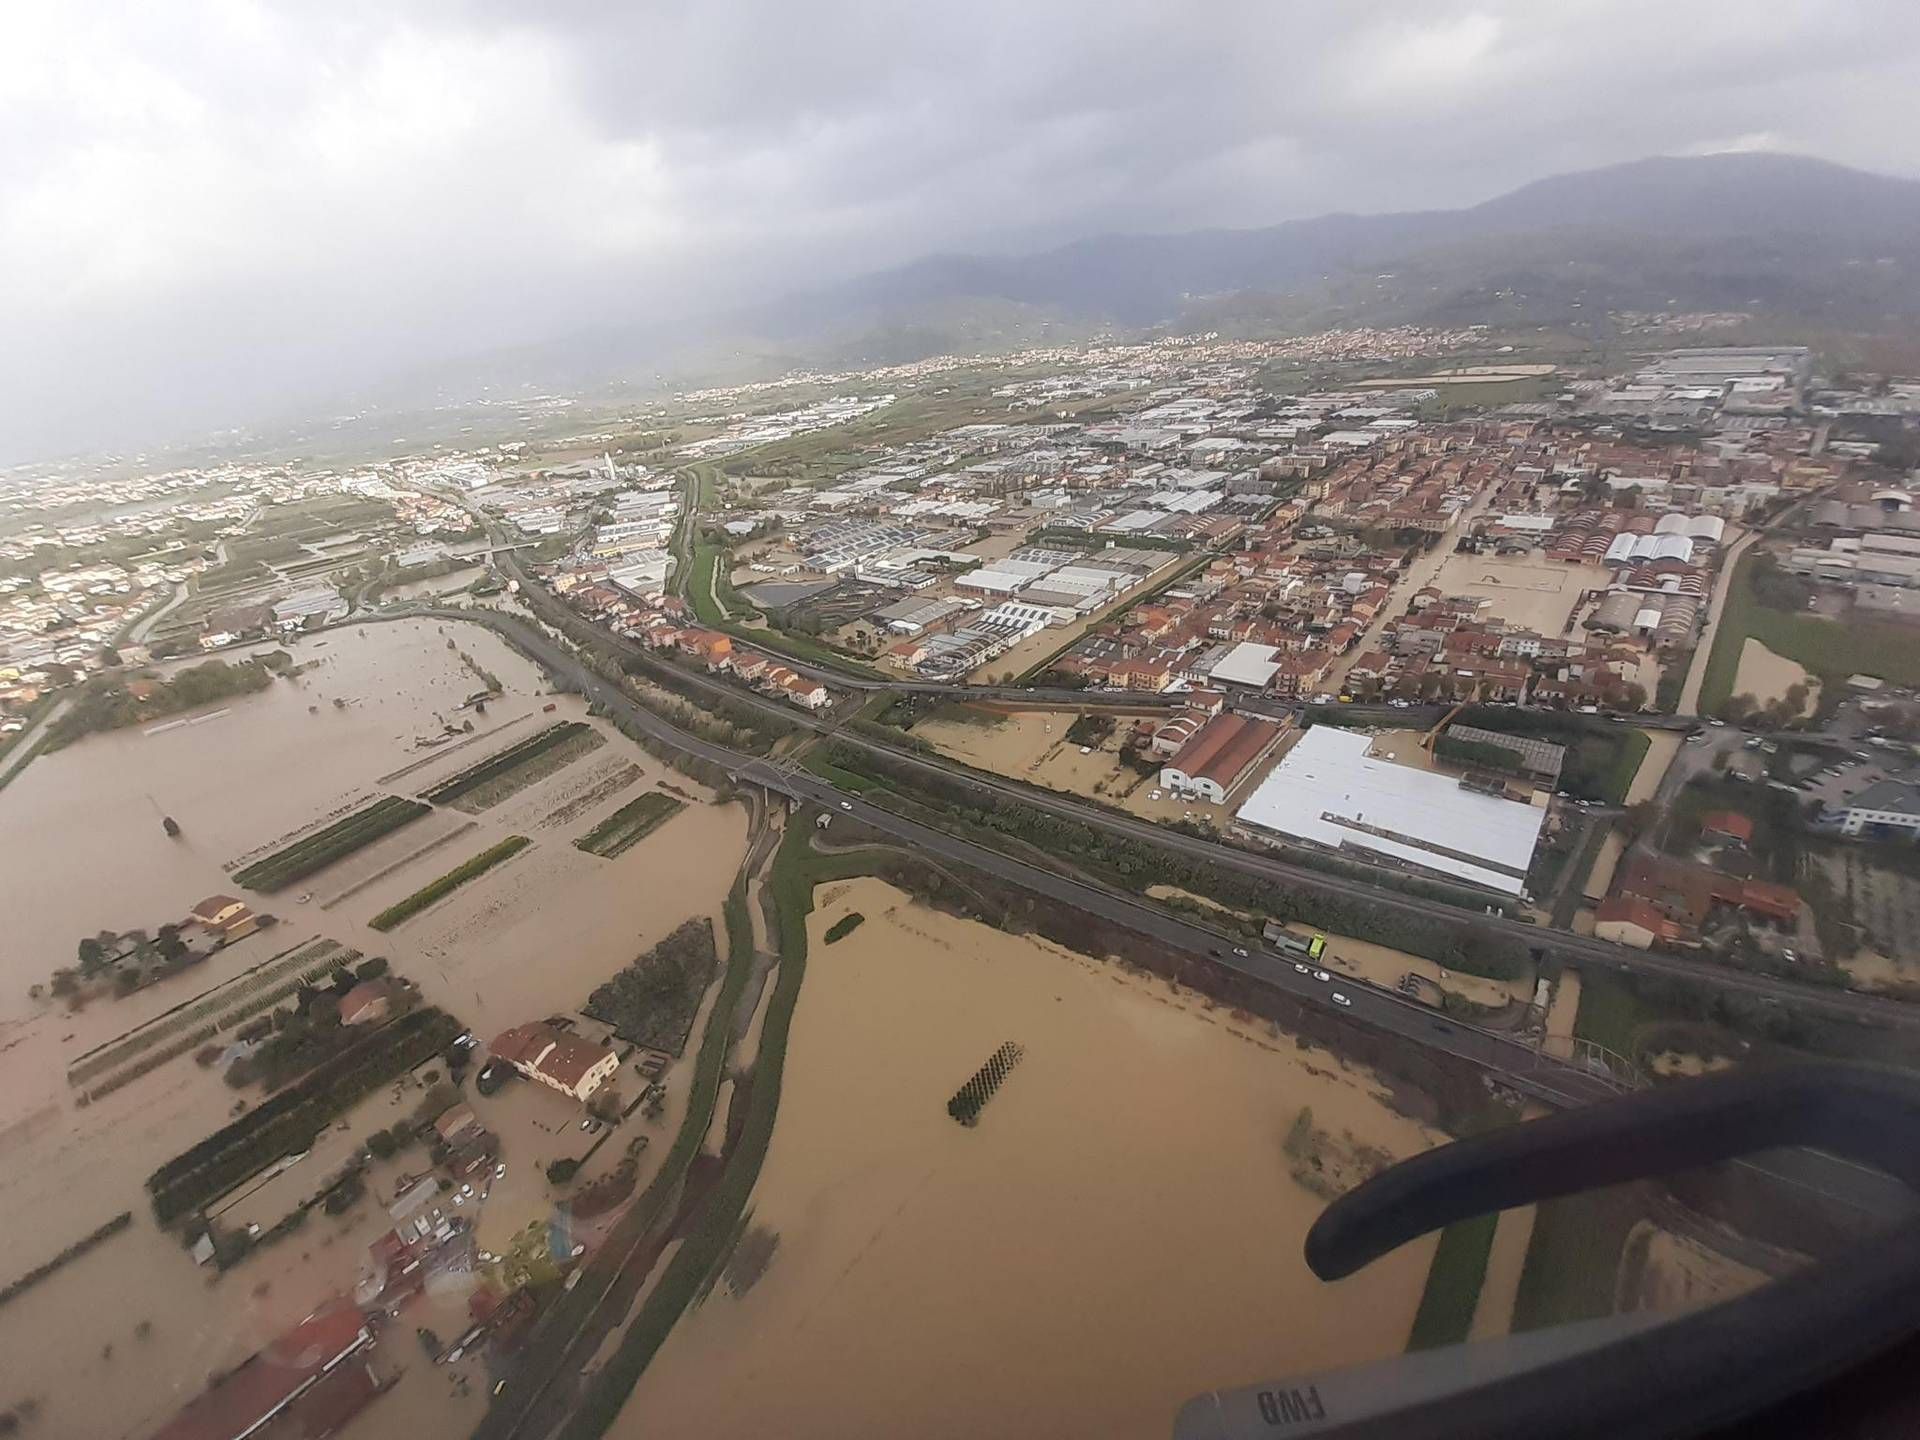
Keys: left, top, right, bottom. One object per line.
{"left": 0, "top": 616, "right": 748, "bottom": 1439}
{"left": 621, "top": 878, "right": 1441, "bottom": 1440}
{"left": 1733, "top": 638, "right": 1819, "bottom": 715}
{"left": 1429, "top": 555, "right": 1612, "bottom": 635}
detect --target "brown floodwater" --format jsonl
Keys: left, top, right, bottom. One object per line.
{"left": 619, "top": 878, "right": 1442, "bottom": 1440}
{"left": 0, "top": 617, "right": 749, "bottom": 1439}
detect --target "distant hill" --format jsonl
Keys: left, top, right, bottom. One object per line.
{"left": 755, "top": 153, "right": 1920, "bottom": 345}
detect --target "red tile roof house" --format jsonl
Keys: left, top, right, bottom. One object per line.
{"left": 1157, "top": 712, "right": 1288, "bottom": 804}
{"left": 151, "top": 1298, "right": 385, "bottom": 1440}
{"left": 489, "top": 1022, "right": 620, "bottom": 1102}
{"left": 1701, "top": 811, "right": 1755, "bottom": 848}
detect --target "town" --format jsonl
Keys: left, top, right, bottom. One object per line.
{"left": 6, "top": 323, "right": 1920, "bottom": 1440}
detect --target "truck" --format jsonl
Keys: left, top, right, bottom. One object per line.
{"left": 1262, "top": 921, "right": 1328, "bottom": 962}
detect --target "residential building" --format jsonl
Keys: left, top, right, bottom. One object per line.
{"left": 488, "top": 1022, "right": 620, "bottom": 1103}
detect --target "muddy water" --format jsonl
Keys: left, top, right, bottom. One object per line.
{"left": 0, "top": 616, "right": 749, "bottom": 1439}
{"left": 1733, "top": 638, "right": 1819, "bottom": 715}
{"left": 621, "top": 879, "right": 1441, "bottom": 1440}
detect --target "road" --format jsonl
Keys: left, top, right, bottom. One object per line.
{"left": 1679, "top": 527, "right": 1760, "bottom": 717}
{"left": 420, "top": 602, "right": 1909, "bottom": 1226}
{"left": 468, "top": 568, "right": 1920, "bottom": 1034}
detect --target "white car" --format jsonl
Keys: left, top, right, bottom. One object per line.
{"left": 1149, "top": 790, "right": 1162, "bottom": 801}
{"left": 494, "top": 1162, "right": 507, "bottom": 1178}
{"left": 1313, "top": 970, "right": 1331, "bottom": 982}
{"left": 1294, "top": 963, "right": 1309, "bottom": 974}
{"left": 1232, "top": 946, "right": 1248, "bottom": 957}
{"left": 1331, "top": 992, "right": 1353, "bottom": 1008}
{"left": 839, "top": 801, "right": 852, "bottom": 811}
{"left": 1079, "top": 745, "right": 1092, "bottom": 754}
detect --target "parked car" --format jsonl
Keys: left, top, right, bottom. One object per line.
{"left": 1331, "top": 992, "right": 1352, "bottom": 1007}
{"left": 1313, "top": 970, "right": 1331, "bottom": 982}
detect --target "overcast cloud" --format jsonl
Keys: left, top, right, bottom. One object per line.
{"left": 4, "top": 0, "right": 1919, "bottom": 462}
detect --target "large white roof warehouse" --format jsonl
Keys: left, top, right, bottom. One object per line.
{"left": 1233, "top": 726, "right": 1546, "bottom": 896}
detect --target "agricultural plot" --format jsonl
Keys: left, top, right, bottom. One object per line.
{"left": 421, "top": 720, "right": 604, "bottom": 811}
{"left": 70, "top": 939, "right": 361, "bottom": 1099}
{"left": 574, "top": 791, "right": 685, "bottom": 858}
{"left": 232, "top": 796, "right": 429, "bottom": 891}
{"left": 145, "top": 1006, "right": 463, "bottom": 1225}
{"left": 369, "top": 835, "right": 532, "bottom": 930}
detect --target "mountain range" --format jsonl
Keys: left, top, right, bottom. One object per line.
{"left": 744, "top": 152, "right": 1920, "bottom": 363}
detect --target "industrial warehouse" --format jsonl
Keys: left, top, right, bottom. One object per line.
{"left": 1232, "top": 725, "right": 1549, "bottom": 896}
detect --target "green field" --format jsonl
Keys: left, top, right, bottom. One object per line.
{"left": 233, "top": 796, "right": 429, "bottom": 891}
{"left": 574, "top": 792, "right": 685, "bottom": 858}
{"left": 1572, "top": 971, "right": 1657, "bottom": 1062}
{"left": 422, "top": 721, "right": 595, "bottom": 805}
{"left": 369, "top": 835, "right": 531, "bottom": 930}
{"left": 1698, "top": 549, "right": 1920, "bottom": 715}
{"left": 1509, "top": 1185, "right": 1644, "bottom": 1334}
{"left": 1405, "top": 1212, "right": 1499, "bottom": 1351}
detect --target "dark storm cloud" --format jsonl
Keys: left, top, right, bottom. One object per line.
{"left": 3, "top": 0, "right": 1918, "bottom": 461}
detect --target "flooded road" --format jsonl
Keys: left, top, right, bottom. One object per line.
{"left": 0, "top": 616, "right": 749, "bottom": 1439}
{"left": 621, "top": 878, "right": 1441, "bottom": 1440}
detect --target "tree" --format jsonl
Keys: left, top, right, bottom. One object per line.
{"left": 545, "top": 1157, "right": 580, "bottom": 1185}
{"left": 366, "top": 1129, "right": 398, "bottom": 1160}
{"left": 77, "top": 935, "right": 108, "bottom": 977}
{"left": 1621, "top": 682, "right": 1648, "bottom": 712}
{"left": 156, "top": 924, "right": 188, "bottom": 964}
{"left": 1721, "top": 693, "right": 1758, "bottom": 725}
{"left": 50, "top": 969, "right": 78, "bottom": 997}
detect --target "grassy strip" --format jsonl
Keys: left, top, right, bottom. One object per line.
{"left": 823, "top": 912, "right": 864, "bottom": 944}
{"left": 369, "top": 835, "right": 531, "bottom": 930}
{"left": 1405, "top": 1211, "right": 1499, "bottom": 1351}
{"left": 146, "top": 1006, "right": 462, "bottom": 1224}
{"left": 233, "top": 797, "right": 429, "bottom": 891}
{"left": 1572, "top": 971, "right": 1656, "bottom": 1063}
{"left": 1509, "top": 1185, "right": 1643, "bottom": 1333}
{"left": 0, "top": 1212, "right": 133, "bottom": 1309}
{"left": 557, "top": 826, "right": 846, "bottom": 1440}
{"left": 574, "top": 792, "right": 685, "bottom": 858}
{"left": 422, "top": 721, "right": 592, "bottom": 803}
{"left": 1602, "top": 727, "right": 1653, "bottom": 806}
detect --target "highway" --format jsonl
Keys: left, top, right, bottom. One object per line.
{"left": 409, "top": 603, "right": 1911, "bottom": 1221}
{"left": 465, "top": 565, "right": 1920, "bottom": 1034}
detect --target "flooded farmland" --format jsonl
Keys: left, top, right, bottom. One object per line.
{"left": 0, "top": 616, "right": 748, "bottom": 1439}
{"left": 620, "top": 878, "right": 1442, "bottom": 1440}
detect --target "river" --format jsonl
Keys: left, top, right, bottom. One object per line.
{"left": 619, "top": 877, "right": 1442, "bottom": 1440}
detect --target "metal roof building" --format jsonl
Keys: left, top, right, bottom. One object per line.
{"left": 1234, "top": 726, "right": 1547, "bottom": 896}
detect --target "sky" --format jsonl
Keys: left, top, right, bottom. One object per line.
{"left": 4, "top": 0, "right": 1920, "bottom": 463}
